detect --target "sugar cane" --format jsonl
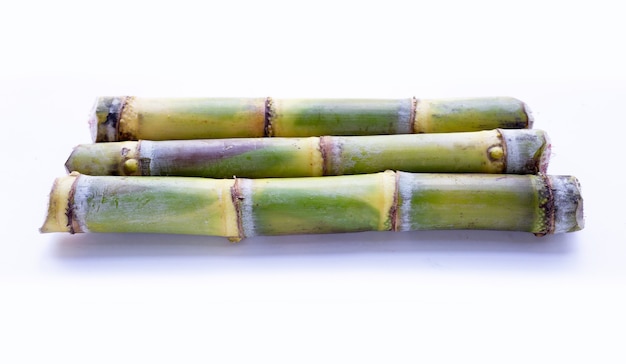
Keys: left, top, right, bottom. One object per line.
{"left": 91, "top": 97, "right": 532, "bottom": 142}
{"left": 66, "top": 129, "right": 550, "bottom": 178}
{"left": 40, "top": 171, "right": 583, "bottom": 240}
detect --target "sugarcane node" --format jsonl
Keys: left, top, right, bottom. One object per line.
{"left": 538, "top": 174, "right": 556, "bottom": 235}
{"left": 410, "top": 97, "right": 418, "bottom": 134}
{"left": 118, "top": 129, "right": 136, "bottom": 141}
{"left": 319, "top": 136, "right": 331, "bottom": 175}
{"left": 65, "top": 175, "right": 80, "bottom": 234}
{"left": 64, "top": 205, "right": 74, "bottom": 234}
{"left": 390, "top": 171, "right": 400, "bottom": 231}
{"left": 264, "top": 97, "right": 274, "bottom": 137}
{"left": 230, "top": 178, "right": 245, "bottom": 239}
{"left": 116, "top": 96, "right": 139, "bottom": 141}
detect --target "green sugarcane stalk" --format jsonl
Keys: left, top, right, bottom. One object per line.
{"left": 92, "top": 96, "right": 532, "bottom": 142}
{"left": 41, "top": 171, "right": 583, "bottom": 240}
{"left": 66, "top": 129, "right": 550, "bottom": 178}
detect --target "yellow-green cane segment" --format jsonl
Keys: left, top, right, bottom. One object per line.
{"left": 267, "top": 98, "right": 414, "bottom": 137}
{"left": 414, "top": 97, "right": 532, "bottom": 133}
{"left": 67, "top": 129, "right": 550, "bottom": 178}
{"left": 233, "top": 171, "right": 397, "bottom": 236}
{"left": 41, "top": 172, "right": 583, "bottom": 239}
{"left": 396, "top": 173, "right": 552, "bottom": 233}
{"left": 40, "top": 172, "right": 240, "bottom": 238}
{"left": 91, "top": 96, "right": 532, "bottom": 142}
{"left": 91, "top": 97, "right": 267, "bottom": 142}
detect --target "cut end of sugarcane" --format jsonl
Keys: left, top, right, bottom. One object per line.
{"left": 64, "top": 149, "right": 78, "bottom": 174}
{"left": 539, "top": 141, "right": 552, "bottom": 174}
{"left": 87, "top": 97, "right": 101, "bottom": 142}
{"left": 549, "top": 175, "right": 584, "bottom": 233}
{"left": 40, "top": 174, "right": 79, "bottom": 234}
{"left": 64, "top": 153, "right": 74, "bottom": 174}
{"left": 501, "top": 129, "right": 551, "bottom": 174}
{"left": 91, "top": 97, "right": 126, "bottom": 142}
{"left": 535, "top": 130, "right": 552, "bottom": 174}
{"left": 522, "top": 101, "right": 534, "bottom": 129}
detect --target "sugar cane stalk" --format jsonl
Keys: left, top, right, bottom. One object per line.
{"left": 40, "top": 171, "right": 583, "bottom": 240}
{"left": 92, "top": 97, "right": 532, "bottom": 142}
{"left": 66, "top": 129, "right": 550, "bottom": 178}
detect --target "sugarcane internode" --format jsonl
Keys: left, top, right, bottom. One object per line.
{"left": 40, "top": 172, "right": 583, "bottom": 240}
{"left": 91, "top": 96, "right": 532, "bottom": 142}
{"left": 66, "top": 129, "right": 550, "bottom": 178}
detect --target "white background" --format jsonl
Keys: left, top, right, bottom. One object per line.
{"left": 1, "top": 1, "right": 625, "bottom": 363}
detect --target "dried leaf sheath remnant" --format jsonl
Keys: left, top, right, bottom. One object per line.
{"left": 66, "top": 129, "right": 550, "bottom": 178}
{"left": 91, "top": 97, "right": 532, "bottom": 142}
{"left": 40, "top": 172, "right": 584, "bottom": 239}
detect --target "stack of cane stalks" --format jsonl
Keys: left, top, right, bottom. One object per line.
{"left": 41, "top": 96, "right": 584, "bottom": 241}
